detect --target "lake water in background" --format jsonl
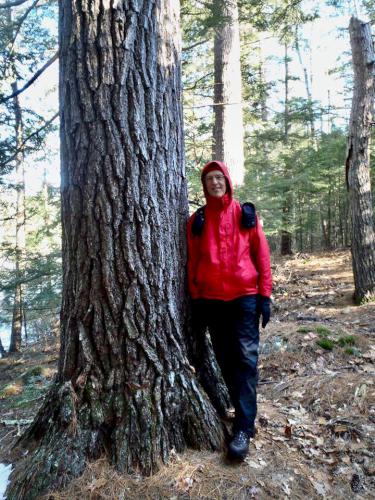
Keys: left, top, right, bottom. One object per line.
{"left": 0, "top": 327, "right": 10, "bottom": 351}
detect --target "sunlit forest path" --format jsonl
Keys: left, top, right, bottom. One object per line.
{"left": 1, "top": 250, "right": 374, "bottom": 499}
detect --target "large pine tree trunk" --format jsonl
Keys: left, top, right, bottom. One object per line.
{"left": 7, "top": 2, "right": 223, "bottom": 498}
{"left": 346, "top": 17, "right": 375, "bottom": 301}
{"left": 212, "top": 0, "right": 245, "bottom": 185}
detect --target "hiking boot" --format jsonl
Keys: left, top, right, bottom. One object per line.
{"left": 227, "top": 430, "right": 250, "bottom": 460}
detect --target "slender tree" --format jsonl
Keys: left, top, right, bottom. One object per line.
{"left": 294, "top": 27, "right": 315, "bottom": 140}
{"left": 7, "top": 1, "right": 223, "bottom": 498}
{"left": 8, "top": 88, "right": 26, "bottom": 353}
{"left": 0, "top": 336, "right": 6, "bottom": 357}
{"left": 212, "top": 0, "right": 245, "bottom": 185}
{"left": 346, "top": 16, "right": 375, "bottom": 301}
{"left": 0, "top": 0, "right": 58, "bottom": 350}
{"left": 6, "top": 6, "right": 26, "bottom": 353}
{"left": 280, "top": 41, "right": 293, "bottom": 255}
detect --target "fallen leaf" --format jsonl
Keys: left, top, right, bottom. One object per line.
{"left": 285, "top": 425, "right": 292, "bottom": 438}
{"left": 362, "top": 350, "right": 375, "bottom": 361}
{"left": 87, "top": 477, "right": 108, "bottom": 492}
{"left": 315, "top": 436, "right": 324, "bottom": 446}
{"left": 247, "top": 459, "right": 262, "bottom": 469}
{"left": 333, "top": 424, "right": 349, "bottom": 435}
{"left": 362, "top": 364, "right": 374, "bottom": 373}
{"left": 291, "top": 390, "right": 305, "bottom": 398}
{"left": 249, "top": 486, "right": 259, "bottom": 498}
{"left": 317, "top": 457, "right": 337, "bottom": 465}
{"left": 354, "top": 384, "right": 367, "bottom": 398}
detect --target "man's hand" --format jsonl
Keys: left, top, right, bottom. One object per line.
{"left": 257, "top": 295, "right": 271, "bottom": 328}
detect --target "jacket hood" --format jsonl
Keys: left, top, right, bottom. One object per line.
{"left": 201, "top": 161, "right": 233, "bottom": 203}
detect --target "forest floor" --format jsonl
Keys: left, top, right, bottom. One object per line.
{"left": 0, "top": 250, "right": 374, "bottom": 499}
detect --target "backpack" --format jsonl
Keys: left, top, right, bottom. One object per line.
{"left": 191, "top": 202, "right": 256, "bottom": 236}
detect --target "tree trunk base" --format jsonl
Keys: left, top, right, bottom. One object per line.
{"left": 7, "top": 374, "right": 224, "bottom": 500}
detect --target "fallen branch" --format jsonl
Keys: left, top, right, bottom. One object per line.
{"left": 0, "top": 419, "right": 32, "bottom": 426}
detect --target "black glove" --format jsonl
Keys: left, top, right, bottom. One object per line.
{"left": 257, "top": 295, "right": 271, "bottom": 328}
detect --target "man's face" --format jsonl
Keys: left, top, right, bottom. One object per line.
{"left": 205, "top": 170, "right": 226, "bottom": 198}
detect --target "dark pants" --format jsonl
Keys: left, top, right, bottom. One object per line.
{"left": 192, "top": 295, "right": 260, "bottom": 436}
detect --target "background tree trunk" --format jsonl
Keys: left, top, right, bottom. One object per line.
{"left": 9, "top": 83, "right": 26, "bottom": 353}
{"left": 212, "top": 0, "right": 245, "bottom": 185}
{"left": 0, "top": 337, "right": 6, "bottom": 357}
{"left": 7, "top": 5, "right": 26, "bottom": 354}
{"left": 346, "top": 17, "right": 375, "bottom": 301}
{"left": 294, "top": 27, "right": 315, "bottom": 140}
{"left": 7, "top": 1, "right": 223, "bottom": 498}
{"left": 280, "top": 42, "right": 293, "bottom": 255}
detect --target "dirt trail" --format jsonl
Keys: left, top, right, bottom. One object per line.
{"left": 0, "top": 250, "right": 374, "bottom": 499}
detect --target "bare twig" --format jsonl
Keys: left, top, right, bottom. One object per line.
{"left": 182, "top": 39, "right": 209, "bottom": 52}
{"left": 184, "top": 72, "right": 214, "bottom": 92}
{"left": 0, "top": 419, "right": 33, "bottom": 426}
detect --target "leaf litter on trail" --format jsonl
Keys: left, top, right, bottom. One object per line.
{"left": 2, "top": 251, "right": 374, "bottom": 499}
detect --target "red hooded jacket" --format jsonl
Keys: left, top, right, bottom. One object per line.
{"left": 187, "top": 161, "right": 272, "bottom": 301}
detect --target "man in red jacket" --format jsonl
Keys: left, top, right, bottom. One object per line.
{"left": 187, "top": 160, "right": 272, "bottom": 460}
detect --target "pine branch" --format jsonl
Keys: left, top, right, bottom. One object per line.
{"left": 184, "top": 72, "right": 214, "bottom": 91}
{"left": 0, "top": 112, "right": 58, "bottom": 169}
{"left": 0, "top": 52, "right": 58, "bottom": 104}
{"left": 0, "top": 0, "right": 30, "bottom": 8}
{"left": 10, "top": 0, "right": 41, "bottom": 48}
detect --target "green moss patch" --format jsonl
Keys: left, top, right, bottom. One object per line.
{"left": 297, "top": 327, "right": 311, "bottom": 334}
{"left": 337, "top": 335, "right": 356, "bottom": 347}
{"left": 315, "top": 326, "right": 332, "bottom": 336}
{"left": 316, "top": 338, "right": 335, "bottom": 351}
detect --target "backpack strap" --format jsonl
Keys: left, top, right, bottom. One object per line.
{"left": 191, "top": 206, "right": 206, "bottom": 235}
{"left": 191, "top": 202, "right": 256, "bottom": 235}
{"left": 241, "top": 202, "right": 257, "bottom": 229}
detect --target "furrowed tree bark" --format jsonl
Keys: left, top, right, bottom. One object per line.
{"left": 212, "top": 0, "right": 245, "bottom": 186}
{"left": 7, "top": 1, "right": 223, "bottom": 498}
{"left": 346, "top": 17, "right": 375, "bottom": 302}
